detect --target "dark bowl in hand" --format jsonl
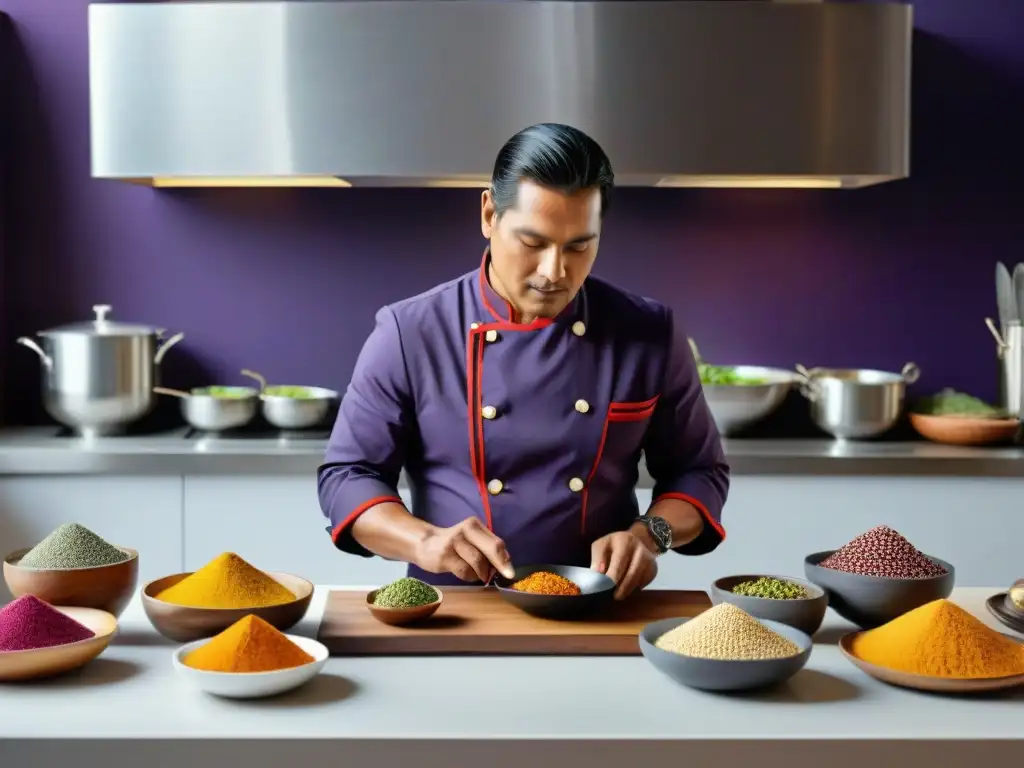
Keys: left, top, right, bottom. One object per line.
{"left": 493, "top": 564, "right": 615, "bottom": 621}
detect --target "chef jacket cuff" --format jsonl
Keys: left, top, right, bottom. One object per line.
{"left": 320, "top": 471, "right": 406, "bottom": 557}
{"left": 649, "top": 488, "right": 726, "bottom": 556}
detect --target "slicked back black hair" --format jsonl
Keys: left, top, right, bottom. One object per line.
{"left": 489, "top": 123, "right": 615, "bottom": 218}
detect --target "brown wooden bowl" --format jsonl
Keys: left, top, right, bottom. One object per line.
{"left": 0, "top": 606, "right": 118, "bottom": 682}
{"left": 3, "top": 546, "right": 139, "bottom": 618}
{"left": 839, "top": 630, "right": 1024, "bottom": 693}
{"left": 141, "top": 570, "right": 313, "bottom": 642}
{"left": 908, "top": 413, "right": 1021, "bottom": 446}
{"left": 365, "top": 587, "right": 443, "bottom": 626}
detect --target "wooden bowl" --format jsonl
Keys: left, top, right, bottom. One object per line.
{"left": 141, "top": 571, "right": 313, "bottom": 642}
{"left": 3, "top": 546, "right": 139, "bottom": 618}
{"left": 0, "top": 606, "right": 118, "bottom": 682}
{"left": 839, "top": 630, "right": 1024, "bottom": 693}
{"left": 365, "top": 587, "right": 443, "bottom": 626}
{"left": 909, "top": 412, "right": 1020, "bottom": 446}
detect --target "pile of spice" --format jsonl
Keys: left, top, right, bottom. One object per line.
{"left": 731, "top": 577, "right": 808, "bottom": 600}
{"left": 182, "top": 615, "right": 314, "bottom": 673}
{"left": 372, "top": 577, "right": 439, "bottom": 608}
{"left": 17, "top": 523, "right": 130, "bottom": 569}
{"left": 155, "top": 552, "right": 296, "bottom": 609}
{"left": 850, "top": 599, "right": 1024, "bottom": 679}
{"left": 819, "top": 525, "right": 947, "bottom": 578}
{"left": 654, "top": 603, "right": 802, "bottom": 661}
{"left": 509, "top": 571, "right": 582, "bottom": 596}
{"left": 0, "top": 595, "right": 95, "bottom": 652}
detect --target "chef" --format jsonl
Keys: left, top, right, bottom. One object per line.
{"left": 318, "top": 123, "right": 730, "bottom": 599}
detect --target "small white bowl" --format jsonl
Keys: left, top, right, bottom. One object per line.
{"left": 172, "top": 634, "right": 329, "bottom": 699}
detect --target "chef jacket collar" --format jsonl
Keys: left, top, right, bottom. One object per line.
{"left": 476, "top": 247, "right": 587, "bottom": 331}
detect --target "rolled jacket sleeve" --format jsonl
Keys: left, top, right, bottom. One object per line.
{"left": 643, "top": 310, "right": 731, "bottom": 555}
{"left": 318, "top": 306, "right": 412, "bottom": 556}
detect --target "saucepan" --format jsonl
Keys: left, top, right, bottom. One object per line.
{"left": 240, "top": 370, "right": 339, "bottom": 430}
{"left": 154, "top": 386, "right": 261, "bottom": 432}
{"left": 795, "top": 362, "right": 920, "bottom": 440}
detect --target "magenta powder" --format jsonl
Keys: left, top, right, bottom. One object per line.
{"left": 820, "top": 525, "right": 948, "bottom": 579}
{"left": 0, "top": 595, "right": 95, "bottom": 652}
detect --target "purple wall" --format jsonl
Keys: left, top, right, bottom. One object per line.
{"left": 2, "top": 1, "right": 1024, "bottom": 427}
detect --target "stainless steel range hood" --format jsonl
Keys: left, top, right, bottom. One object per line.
{"left": 88, "top": 1, "right": 912, "bottom": 189}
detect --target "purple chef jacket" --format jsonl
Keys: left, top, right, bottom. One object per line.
{"left": 318, "top": 250, "right": 730, "bottom": 586}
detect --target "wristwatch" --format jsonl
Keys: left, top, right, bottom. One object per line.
{"left": 633, "top": 515, "right": 672, "bottom": 555}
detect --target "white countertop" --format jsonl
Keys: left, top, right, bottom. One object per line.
{"left": 0, "top": 586, "right": 1020, "bottom": 767}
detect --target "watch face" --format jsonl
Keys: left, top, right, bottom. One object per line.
{"left": 648, "top": 516, "right": 672, "bottom": 551}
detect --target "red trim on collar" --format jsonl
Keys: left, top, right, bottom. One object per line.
{"left": 477, "top": 247, "right": 587, "bottom": 332}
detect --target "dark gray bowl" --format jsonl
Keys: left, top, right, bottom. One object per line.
{"left": 493, "top": 564, "right": 615, "bottom": 620}
{"left": 711, "top": 574, "right": 828, "bottom": 637}
{"left": 804, "top": 550, "right": 955, "bottom": 629}
{"left": 639, "top": 616, "right": 812, "bottom": 692}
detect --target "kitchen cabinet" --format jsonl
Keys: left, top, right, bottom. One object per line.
{"left": 0, "top": 476, "right": 183, "bottom": 600}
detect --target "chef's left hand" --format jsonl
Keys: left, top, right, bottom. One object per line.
{"left": 590, "top": 531, "right": 658, "bottom": 601}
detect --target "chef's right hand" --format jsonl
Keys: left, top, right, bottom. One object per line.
{"left": 415, "top": 517, "right": 515, "bottom": 583}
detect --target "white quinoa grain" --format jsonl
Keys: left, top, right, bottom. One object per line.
{"left": 654, "top": 603, "right": 801, "bottom": 660}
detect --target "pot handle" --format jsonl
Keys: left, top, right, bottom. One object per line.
{"left": 900, "top": 362, "right": 921, "bottom": 385}
{"left": 16, "top": 337, "right": 53, "bottom": 371}
{"left": 794, "top": 364, "right": 819, "bottom": 401}
{"left": 241, "top": 369, "right": 268, "bottom": 393}
{"left": 154, "top": 332, "right": 185, "bottom": 365}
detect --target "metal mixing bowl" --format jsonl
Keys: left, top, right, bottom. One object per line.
{"left": 702, "top": 366, "right": 799, "bottom": 436}
{"left": 260, "top": 386, "right": 339, "bottom": 429}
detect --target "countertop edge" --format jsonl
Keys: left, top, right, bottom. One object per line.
{"left": 0, "top": 428, "right": 1022, "bottom": 478}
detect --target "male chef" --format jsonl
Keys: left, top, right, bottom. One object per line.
{"left": 318, "top": 123, "right": 730, "bottom": 599}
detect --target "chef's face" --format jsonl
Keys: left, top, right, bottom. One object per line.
{"left": 481, "top": 180, "right": 601, "bottom": 321}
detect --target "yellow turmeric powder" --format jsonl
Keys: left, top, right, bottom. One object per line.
{"left": 183, "top": 615, "right": 314, "bottom": 673}
{"left": 156, "top": 552, "right": 296, "bottom": 609}
{"left": 850, "top": 599, "right": 1024, "bottom": 679}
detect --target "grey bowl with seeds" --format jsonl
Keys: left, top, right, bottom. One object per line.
{"left": 639, "top": 615, "right": 813, "bottom": 692}
{"left": 804, "top": 550, "right": 955, "bottom": 629}
{"left": 711, "top": 574, "right": 829, "bottom": 637}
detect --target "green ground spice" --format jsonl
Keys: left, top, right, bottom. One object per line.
{"left": 17, "top": 523, "right": 130, "bottom": 569}
{"left": 731, "top": 577, "right": 808, "bottom": 600}
{"left": 373, "top": 577, "right": 438, "bottom": 608}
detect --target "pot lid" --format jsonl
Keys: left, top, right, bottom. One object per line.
{"left": 39, "top": 304, "right": 162, "bottom": 337}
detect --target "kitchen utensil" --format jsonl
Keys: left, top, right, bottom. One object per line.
{"left": 701, "top": 366, "right": 799, "bottom": 436}
{"left": 995, "top": 321, "right": 1024, "bottom": 418}
{"left": 493, "top": 564, "right": 616, "bottom": 620}
{"left": 996, "top": 262, "right": 1017, "bottom": 329}
{"left": 639, "top": 616, "right": 813, "bottom": 692}
{"left": 985, "top": 317, "right": 1006, "bottom": 350}
{"left": 839, "top": 630, "right": 1024, "bottom": 693}
{"left": 0, "top": 606, "right": 118, "bottom": 682}
{"left": 153, "top": 385, "right": 260, "bottom": 432}
{"left": 317, "top": 587, "right": 711, "bottom": 655}
{"left": 172, "top": 634, "right": 328, "bottom": 699}
{"left": 908, "top": 412, "right": 1020, "bottom": 446}
{"left": 365, "top": 587, "right": 443, "bottom": 626}
{"left": 3, "top": 546, "right": 139, "bottom": 618}
{"left": 240, "top": 369, "right": 339, "bottom": 429}
{"left": 794, "top": 363, "right": 920, "bottom": 440}
{"left": 16, "top": 304, "right": 184, "bottom": 438}
{"left": 1014, "top": 263, "right": 1024, "bottom": 324}
{"left": 141, "top": 570, "right": 313, "bottom": 642}
{"left": 709, "top": 574, "right": 828, "bottom": 637}
{"left": 804, "top": 550, "right": 955, "bottom": 629}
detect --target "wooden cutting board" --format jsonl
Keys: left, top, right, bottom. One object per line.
{"left": 317, "top": 587, "right": 710, "bottom": 655}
